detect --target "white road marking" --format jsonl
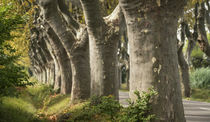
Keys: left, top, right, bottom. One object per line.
{"left": 200, "top": 107, "right": 210, "bottom": 111}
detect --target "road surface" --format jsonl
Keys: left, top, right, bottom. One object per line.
{"left": 119, "top": 91, "right": 210, "bottom": 122}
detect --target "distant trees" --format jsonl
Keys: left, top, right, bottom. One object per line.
{"left": 183, "top": 0, "right": 210, "bottom": 64}
{"left": 178, "top": 0, "right": 210, "bottom": 97}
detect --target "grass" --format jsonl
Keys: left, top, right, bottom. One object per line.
{"left": 0, "top": 84, "right": 70, "bottom": 122}
{"left": 0, "top": 97, "right": 39, "bottom": 122}
{"left": 186, "top": 88, "right": 210, "bottom": 102}
{"left": 119, "top": 83, "right": 129, "bottom": 92}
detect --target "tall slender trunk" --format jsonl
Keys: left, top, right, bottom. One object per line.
{"left": 197, "top": 2, "right": 210, "bottom": 57}
{"left": 53, "top": 58, "right": 61, "bottom": 91}
{"left": 178, "top": 22, "right": 191, "bottom": 97}
{"left": 178, "top": 44, "right": 191, "bottom": 97}
{"left": 120, "top": 0, "right": 186, "bottom": 121}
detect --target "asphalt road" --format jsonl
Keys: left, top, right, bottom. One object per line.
{"left": 119, "top": 91, "right": 210, "bottom": 122}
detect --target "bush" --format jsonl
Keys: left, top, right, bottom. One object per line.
{"left": 191, "top": 57, "right": 210, "bottom": 69}
{"left": 190, "top": 68, "right": 210, "bottom": 89}
{"left": 190, "top": 42, "right": 210, "bottom": 68}
{"left": 118, "top": 88, "right": 157, "bottom": 122}
{"left": 67, "top": 95, "right": 122, "bottom": 121}
{"left": 64, "top": 89, "right": 158, "bottom": 122}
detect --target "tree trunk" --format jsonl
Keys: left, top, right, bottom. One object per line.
{"left": 120, "top": 0, "right": 186, "bottom": 121}
{"left": 197, "top": 2, "right": 210, "bottom": 57}
{"left": 44, "top": 23, "right": 72, "bottom": 94}
{"left": 70, "top": 28, "right": 90, "bottom": 103}
{"left": 44, "top": 34, "right": 61, "bottom": 90}
{"left": 53, "top": 58, "right": 61, "bottom": 92}
{"left": 80, "top": 0, "right": 120, "bottom": 98}
{"left": 178, "top": 22, "right": 191, "bottom": 98}
{"left": 178, "top": 44, "right": 191, "bottom": 97}
{"left": 39, "top": 0, "right": 74, "bottom": 94}
{"left": 39, "top": 0, "right": 92, "bottom": 99}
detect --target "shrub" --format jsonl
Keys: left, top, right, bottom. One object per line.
{"left": 64, "top": 88, "right": 158, "bottom": 122}
{"left": 191, "top": 57, "right": 210, "bottom": 69}
{"left": 190, "top": 68, "right": 210, "bottom": 89}
{"left": 67, "top": 95, "right": 122, "bottom": 121}
{"left": 190, "top": 43, "right": 210, "bottom": 68}
{"left": 118, "top": 88, "right": 157, "bottom": 122}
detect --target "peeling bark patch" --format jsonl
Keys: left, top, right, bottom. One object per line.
{"left": 154, "top": 68, "right": 158, "bottom": 72}
{"left": 156, "top": 0, "right": 161, "bottom": 7}
{"left": 158, "top": 64, "right": 162, "bottom": 74}
{"left": 141, "top": 29, "right": 150, "bottom": 34}
{"left": 152, "top": 57, "right": 157, "bottom": 63}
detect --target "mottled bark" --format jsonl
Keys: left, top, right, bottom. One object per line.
{"left": 120, "top": 0, "right": 186, "bottom": 121}
{"left": 30, "top": 28, "right": 49, "bottom": 83}
{"left": 38, "top": 0, "right": 74, "bottom": 94}
{"left": 178, "top": 48, "right": 191, "bottom": 97}
{"left": 44, "top": 35, "right": 61, "bottom": 88}
{"left": 178, "top": 22, "right": 191, "bottom": 97}
{"left": 44, "top": 23, "right": 72, "bottom": 94}
{"left": 184, "top": 3, "right": 198, "bottom": 65}
{"left": 197, "top": 2, "right": 210, "bottom": 57}
{"left": 70, "top": 28, "right": 90, "bottom": 103}
{"left": 80, "top": 0, "right": 120, "bottom": 98}
{"left": 39, "top": 0, "right": 91, "bottom": 99}
{"left": 205, "top": 0, "right": 210, "bottom": 31}
{"left": 184, "top": 23, "right": 196, "bottom": 65}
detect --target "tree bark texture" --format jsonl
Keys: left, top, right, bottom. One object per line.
{"left": 80, "top": 0, "right": 120, "bottom": 99}
{"left": 120, "top": 0, "right": 186, "bottom": 121}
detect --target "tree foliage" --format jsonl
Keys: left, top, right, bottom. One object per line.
{"left": 0, "top": 1, "right": 29, "bottom": 96}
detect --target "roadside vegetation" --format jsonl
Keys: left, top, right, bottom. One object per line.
{"left": 0, "top": 81, "right": 157, "bottom": 122}
{"left": 188, "top": 68, "right": 210, "bottom": 102}
{"left": 0, "top": 78, "right": 70, "bottom": 122}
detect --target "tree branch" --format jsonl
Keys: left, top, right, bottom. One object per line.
{"left": 57, "top": 0, "right": 80, "bottom": 31}
{"left": 80, "top": 0, "right": 104, "bottom": 35}
{"left": 38, "top": 0, "right": 75, "bottom": 56}
{"left": 104, "top": 4, "right": 122, "bottom": 26}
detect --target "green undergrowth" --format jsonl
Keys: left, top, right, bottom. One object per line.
{"left": 0, "top": 84, "right": 70, "bottom": 122}
{"left": 188, "top": 68, "right": 210, "bottom": 103}
{"left": 186, "top": 88, "right": 210, "bottom": 103}
{"left": 0, "top": 82, "right": 158, "bottom": 122}
{"left": 59, "top": 88, "right": 157, "bottom": 122}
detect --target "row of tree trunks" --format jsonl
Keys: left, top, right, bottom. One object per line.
{"left": 29, "top": 0, "right": 121, "bottom": 102}
{"left": 184, "top": 1, "right": 210, "bottom": 64}
{"left": 28, "top": 0, "right": 188, "bottom": 121}
{"left": 80, "top": 0, "right": 120, "bottom": 99}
